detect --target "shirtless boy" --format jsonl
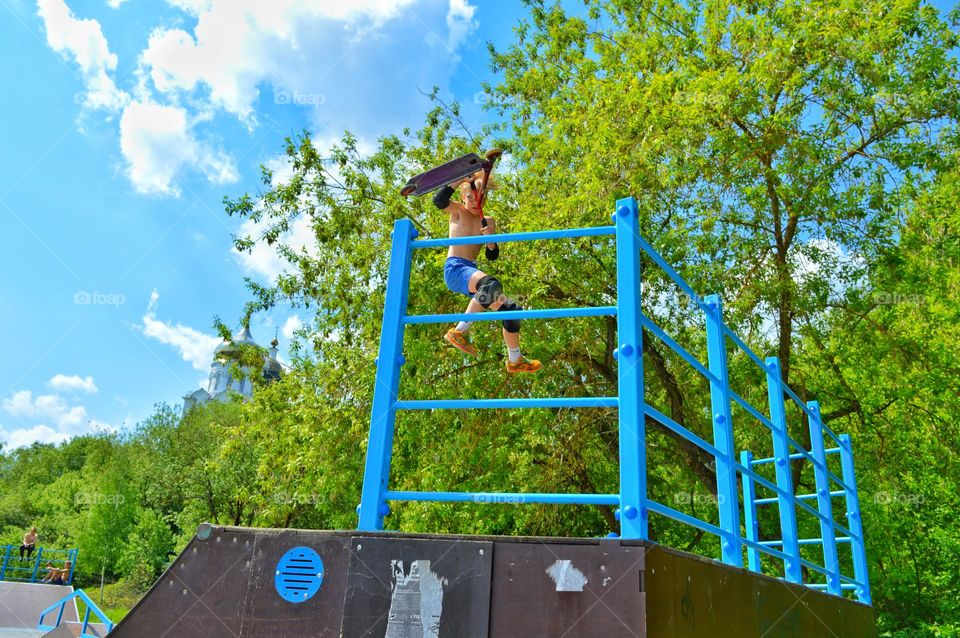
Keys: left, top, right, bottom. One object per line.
{"left": 432, "top": 176, "right": 541, "bottom": 373}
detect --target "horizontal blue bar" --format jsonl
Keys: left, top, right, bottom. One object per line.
{"left": 755, "top": 490, "right": 844, "bottom": 504}
{"left": 730, "top": 392, "right": 825, "bottom": 471}
{"left": 761, "top": 538, "right": 846, "bottom": 546}
{"left": 800, "top": 558, "right": 831, "bottom": 577}
{"left": 636, "top": 236, "right": 710, "bottom": 314}
{"left": 827, "top": 469, "right": 854, "bottom": 494}
{"left": 640, "top": 315, "right": 721, "bottom": 387}
{"left": 647, "top": 499, "right": 724, "bottom": 538}
{"left": 739, "top": 536, "right": 791, "bottom": 562}
{"left": 808, "top": 583, "right": 859, "bottom": 591}
{"left": 728, "top": 388, "right": 780, "bottom": 434}
{"left": 405, "top": 306, "right": 616, "bottom": 325}
{"left": 722, "top": 326, "right": 769, "bottom": 373}
{"left": 644, "top": 404, "right": 723, "bottom": 459}
{"left": 411, "top": 226, "right": 615, "bottom": 248}
{"left": 752, "top": 451, "right": 837, "bottom": 466}
{"left": 395, "top": 397, "right": 619, "bottom": 410}
{"left": 385, "top": 490, "right": 619, "bottom": 505}
{"left": 739, "top": 460, "right": 856, "bottom": 536}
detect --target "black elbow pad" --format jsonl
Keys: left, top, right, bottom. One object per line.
{"left": 485, "top": 245, "right": 500, "bottom": 261}
{"left": 432, "top": 185, "right": 455, "bottom": 210}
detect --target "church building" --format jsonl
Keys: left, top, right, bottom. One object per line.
{"left": 182, "top": 324, "right": 283, "bottom": 412}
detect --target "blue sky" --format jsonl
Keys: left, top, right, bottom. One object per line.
{"left": 1, "top": 0, "right": 955, "bottom": 449}
{"left": 0, "top": 0, "right": 526, "bottom": 448}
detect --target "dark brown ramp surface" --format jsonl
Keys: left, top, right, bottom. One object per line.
{"left": 0, "top": 582, "right": 77, "bottom": 632}
{"left": 110, "top": 525, "right": 877, "bottom": 638}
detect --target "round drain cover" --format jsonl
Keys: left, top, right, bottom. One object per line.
{"left": 274, "top": 546, "right": 324, "bottom": 603}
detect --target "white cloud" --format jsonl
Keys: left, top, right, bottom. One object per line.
{"left": 2, "top": 391, "right": 88, "bottom": 431}
{"left": 139, "top": 0, "right": 418, "bottom": 124}
{"left": 232, "top": 214, "right": 317, "bottom": 282}
{"left": 48, "top": 374, "right": 98, "bottom": 394}
{"left": 38, "top": 0, "right": 478, "bottom": 196}
{"left": 281, "top": 315, "right": 302, "bottom": 339}
{"left": 0, "top": 424, "right": 71, "bottom": 449}
{"left": 119, "top": 99, "right": 238, "bottom": 195}
{"left": 446, "top": 0, "right": 478, "bottom": 52}
{"left": 36, "top": 0, "right": 128, "bottom": 110}
{"left": 138, "top": 289, "right": 222, "bottom": 371}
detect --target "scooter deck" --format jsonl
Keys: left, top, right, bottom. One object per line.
{"left": 401, "top": 152, "right": 491, "bottom": 197}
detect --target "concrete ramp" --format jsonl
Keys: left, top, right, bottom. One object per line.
{"left": 109, "top": 524, "right": 877, "bottom": 638}
{"left": 0, "top": 583, "right": 76, "bottom": 632}
{"left": 39, "top": 622, "right": 108, "bottom": 637}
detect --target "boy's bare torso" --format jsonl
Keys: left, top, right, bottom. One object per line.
{"left": 447, "top": 201, "right": 486, "bottom": 261}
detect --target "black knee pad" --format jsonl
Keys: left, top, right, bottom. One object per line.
{"left": 498, "top": 298, "right": 522, "bottom": 333}
{"left": 475, "top": 275, "right": 503, "bottom": 308}
{"left": 432, "top": 185, "right": 455, "bottom": 210}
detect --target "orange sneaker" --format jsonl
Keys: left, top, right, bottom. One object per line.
{"left": 506, "top": 357, "right": 542, "bottom": 374}
{"left": 444, "top": 329, "right": 478, "bottom": 356}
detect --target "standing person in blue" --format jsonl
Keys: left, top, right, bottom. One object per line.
{"left": 432, "top": 174, "right": 541, "bottom": 373}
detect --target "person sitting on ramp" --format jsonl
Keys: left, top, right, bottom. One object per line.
{"left": 431, "top": 174, "right": 541, "bottom": 374}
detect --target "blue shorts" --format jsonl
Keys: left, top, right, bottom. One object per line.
{"left": 444, "top": 256, "right": 479, "bottom": 297}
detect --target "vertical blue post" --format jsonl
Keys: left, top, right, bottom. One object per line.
{"left": 614, "top": 197, "right": 647, "bottom": 540}
{"left": 0, "top": 545, "right": 9, "bottom": 580}
{"left": 358, "top": 218, "right": 415, "bottom": 531}
{"left": 704, "top": 294, "right": 742, "bottom": 567}
{"left": 66, "top": 550, "right": 77, "bottom": 585}
{"left": 765, "top": 357, "right": 802, "bottom": 583}
{"left": 807, "top": 401, "right": 841, "bottom": 595}
{"left": 840, "top": 434, "right": 871, "bottom": 604}
{"left": 30, "top": 548, "right": 43, "bottom": 583}
{"left": 740, "top": 451, "right": 761, "bottom": 572}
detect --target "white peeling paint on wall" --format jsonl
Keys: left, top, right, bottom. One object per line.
{"left": 386, "top": 559, "right": 448, "bottom": 638}
{"left": 546, "top": 559, "right": 588, "bottom": 592}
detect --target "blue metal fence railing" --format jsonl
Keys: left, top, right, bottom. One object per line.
{"left": 0, "top": 546, "right": 77, "bottom": 585}
{"left": 37, "top": 588, "right": 114, "bottom": 637}
{"left": 358, "top": 196, "right": 871, "bottom": 605}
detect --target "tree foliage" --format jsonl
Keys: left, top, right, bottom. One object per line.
{"left": 1, "top": 1, "right": 957, "bottom": 633}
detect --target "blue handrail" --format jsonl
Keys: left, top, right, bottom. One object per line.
{"left": 37, "top": 588, "right": 114, "bottom": 637}
{"left": 0, "top": 546, "right": 77, "bottom": 585}
{"left": 358, "top": 197, "right": 871, "bottom": 605}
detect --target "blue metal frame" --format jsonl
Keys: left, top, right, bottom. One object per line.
{"left": 38, "top": 588, "right": 114, "bottom": 637}
{"left": 0, "top": 546, "right": 77, "bottom": 585}
{"left": 740, "top": 451, "right": 761, "bottom": 572}
{"left": 704, "top": 294, "right": 742, "bottom": 566}
{"left": 357, "top": 197, "right": 871, "bottom": 604}
{"left": 841, "top": 433, "right": 871, "bottom": 604}
{"left": 765, "top": 357, "right": 802, "bottom": 583}
{"left": 613, "top": 197, "right": 647, "bottom": 540}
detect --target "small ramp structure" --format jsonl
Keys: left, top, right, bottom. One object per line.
{"left": 114, "top": 197, "right": 877, "bottom": 636}
{"left": 0, "top": 582, "right": 77, "bottom": 638}
{"left": 109, "top": 525, "right": 876, "bottom": 637}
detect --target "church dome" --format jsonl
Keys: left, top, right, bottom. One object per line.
{"left": 214, "top": 324, "right": 257, "bottom": 356}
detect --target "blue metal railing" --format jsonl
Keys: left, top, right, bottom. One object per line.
{"left": 37, "top": 588, "right": 114, "bottom": 637}
{"left": 0, "top": 545, "right": 77, "bottom": 585}
{"left": 358, "top": 196, "right": 871, "bottom": 605}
